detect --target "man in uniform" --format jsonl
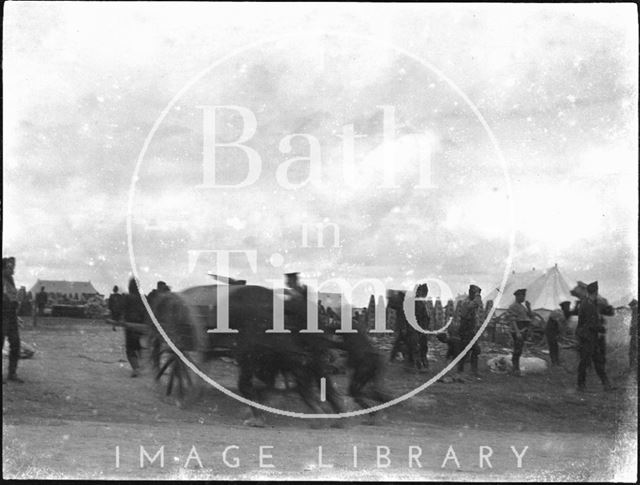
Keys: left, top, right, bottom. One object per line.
{"left": 457, "top": 284, "right": 482, "bottom": 377}
{"left": 122, "top": 277, "right": 147, "bottom": 377}
{"left": 2, "top": 257, "right": 23, "bottom": 383}
{"left": 35, "top": 286, "right": 48, "bottom": 317}
{"left": 414, "top": 283, "right": 431, "bottom": 370}
{"left": 576, "top": 281, "right": 613, "bottom": 392}
{"left": 506, "top": 288, "right": 534, "bottom": 376}
{"left": 388, "top": 290, "right": 409, "bottom": 364}
{"left": 108, "top": 285, "right": 124, "bottom": 321}
{"left": 545, "top": 301, "right": 571, "bottom": 366}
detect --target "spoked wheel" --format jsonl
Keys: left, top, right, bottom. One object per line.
{"left": 149, "top": 332, "right": 199, "bottom": 407}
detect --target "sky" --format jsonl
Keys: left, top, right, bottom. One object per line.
{"left": 3, "top": 3, "right": 638, "bottom": 307}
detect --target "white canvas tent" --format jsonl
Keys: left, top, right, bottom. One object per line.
{"left": 485, "top": 268, "right": 541, "bottom": 309}
{"left": 485, "top": 265, "right": 573, "bottom": 314}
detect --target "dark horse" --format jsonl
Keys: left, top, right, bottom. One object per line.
{"left": 149, "top": 284, "right": 345, "bottom": 426}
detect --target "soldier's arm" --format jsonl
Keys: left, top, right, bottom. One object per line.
{"left": 599, "top": 304, "right": 614, "bottom": 317}
{"left": 524, "top": 301, "right": 534, "bottom": 318}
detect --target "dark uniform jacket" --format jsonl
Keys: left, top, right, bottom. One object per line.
{"left": 415, "top": 300, "right": 430, "bottom": 331}
{"left": 458, "top": 297, "right": 481, "bottom": 338}
{"left": 576, "top": 299, "right": 602, "bottom": 339}
{"left": 108, "top": 293, "right": 124, "bottom": 319}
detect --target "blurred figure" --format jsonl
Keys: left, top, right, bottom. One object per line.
{"left": 388, "top": 290, "right": 410, "bottom": 365}
{"left": 35, "top": 286, "right": 48, "bottom": 317}
{"left": 505, "top": 289, "right": 533, "bottom": 377}
{"left": 545, "top": 301, "right": 572, "bottom": 366}
{"left": 414, "top": 283, "right": 431, "bottom": 370}
{"left": 23, "top": 291, "right": 33, "bottom": 319}
{"left": 16, "top": 286, "right": 26, "bottom": 315}
{"left": 108, "top": 285, "right": 124, "bottom": 321}
{"left": 284, "top": 272, "right": 306, "bottom": 296}
{"left": 122, "top": 278, "right": 147, "bottom": 377}
{"left": 146, "top": 281, "right": 171, "bottom": 309}
{"left": 576, "top": 281, "right": 613, "bottom": 392}
{"left": 3, "top": 257, "right": 23, "bottom": 383}
{"left": 457, "top": 284, "right": 482, "bottom": 377}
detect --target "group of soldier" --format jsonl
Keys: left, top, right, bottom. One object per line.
{"left": 389, "top": 280, "right": 622, "bottom": 392}
{"left": 4, "top": 257, "right": 627, "bottom": 397}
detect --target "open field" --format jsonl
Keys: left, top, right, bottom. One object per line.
{"left": 3, "top": 317, "right": 637, "bottom": 480}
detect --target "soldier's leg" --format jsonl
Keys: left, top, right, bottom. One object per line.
{"left": 457, "top": 350, "right": 467, "bottom": 372}
{"left": 408, "top": 333, "right": 423, "bottom": 370}
{"left": 7, "top": 311, "right": 21, "bottom": 380}
{"left": 511, "top": 332, "right": 523, "bottom": 375}
{"left": 406, "top": 335, "right": 415, "bottom": 366}
{"left": 577, "top": 339, "right": 592, "bottom": 390}
{"left": 597, "top": 336, "right": 606, "bottom": 364}
{"left": 548, "top": 336, "right": 554, "bottom": 364}
{"left": 457, "top": 336, "right": 469, "bottom": 372}
{"left": 124, "top": 329, "right": 140, "bottom": 376}
{"left": 2, "top": 316, "right": 7, "bottom": 382}
{"left": 390, "top": 333, "right": 403, "bottom": 362}
{"left": 554, "top": 340, "right": 561, "bottom": 365}
{"left": 420, "top": 335, "right": 429, "bottom": 369}
{"left": 470, "top": 344, "right": 479, "bottom": 376}
{"left": 592, "top": 343, "right": 611, "bottom": 389}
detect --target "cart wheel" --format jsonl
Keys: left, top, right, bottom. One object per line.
{"left": 149, "top": 332, "right": 196, "bottom": 406}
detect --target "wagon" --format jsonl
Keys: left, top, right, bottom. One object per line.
{"left": 107, "top": 284, "right": 304, "bottom": 405}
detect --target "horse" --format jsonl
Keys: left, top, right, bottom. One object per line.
{"left": 149, "top": 284, "right": 344, "bottom": 426}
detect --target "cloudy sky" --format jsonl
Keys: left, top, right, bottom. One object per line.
{"left": 3, "top": 3, "right": 637, "bottom": 306}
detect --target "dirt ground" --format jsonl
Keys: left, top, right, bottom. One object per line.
{"left": 3, "top": 318, "right": 637, "bottom": 480}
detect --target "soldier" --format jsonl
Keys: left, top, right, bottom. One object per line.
{"left": 122, "top": 278, "right": 147, "bottom": 377}
{"left": 35, "top": 286, "right": 48, "bottom": 317}
{"left": 576, "top": 281, "right": 613, "bottom": 392}
{"left": 545, "top": 301, "right": 571, "bottom": 366}
{"left": 457, "top": 284, "right": 482, "bottom": 377}
{"left": 505, "top": 288, "right": 533, "bottom": 377}
{"left": 3, "top": 257, "right": 23, "bottom": 383}
{"left": 414, "top": 283, "right": 431, "bottom": 370}
{"left": 108, "top": 285, "right": 124, "bottom": 321}
{"left": 388, "top": 290, "right": 409, "bottom": 363}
